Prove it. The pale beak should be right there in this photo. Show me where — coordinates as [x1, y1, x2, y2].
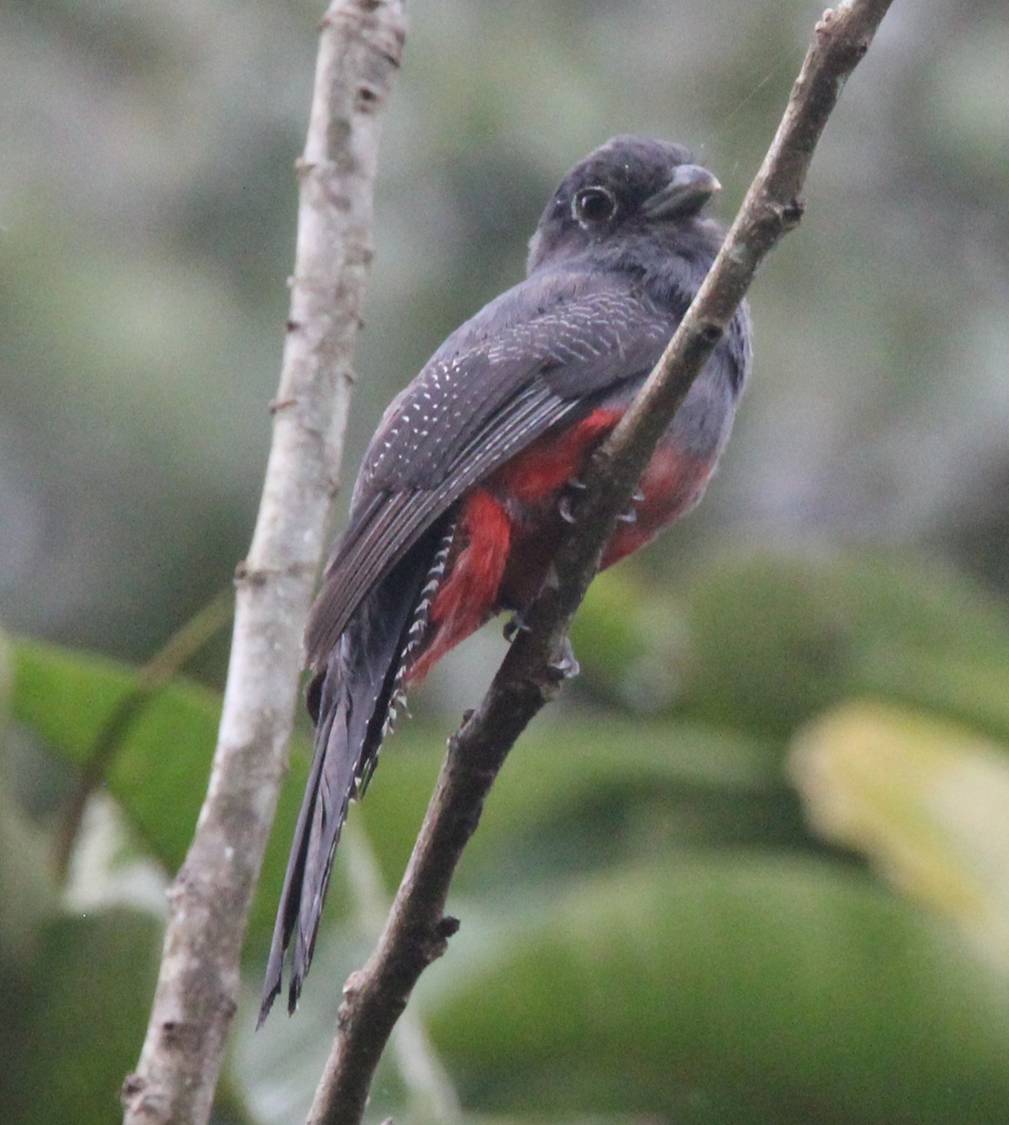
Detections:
[641, 164, 722, 219]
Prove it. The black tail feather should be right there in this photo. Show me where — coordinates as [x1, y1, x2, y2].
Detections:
[258, 529, 445, 1024]
[257, 697, 334, 1025]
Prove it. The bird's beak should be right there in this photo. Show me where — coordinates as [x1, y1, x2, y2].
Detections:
[642, 164, 722, 220]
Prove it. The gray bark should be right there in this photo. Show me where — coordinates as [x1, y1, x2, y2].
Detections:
[120, 3, 407, 1122]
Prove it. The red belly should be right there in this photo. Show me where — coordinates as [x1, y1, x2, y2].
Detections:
[405, 410, 713, 683]
[600, 442, 713, 568]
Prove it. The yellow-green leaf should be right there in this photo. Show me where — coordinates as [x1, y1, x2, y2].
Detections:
[791, 701, 1009, 963]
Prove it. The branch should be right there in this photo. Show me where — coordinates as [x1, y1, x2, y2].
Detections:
[120, 3, 406, 1123]
[307, 1, 895, 1121]
[341, 820, 463, 1123]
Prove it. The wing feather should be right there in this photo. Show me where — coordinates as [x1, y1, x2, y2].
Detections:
[305, 385, 579, 664]
[305, 274, 688, 668]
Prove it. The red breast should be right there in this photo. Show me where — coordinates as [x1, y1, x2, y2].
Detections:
[405, 408, 713, 683]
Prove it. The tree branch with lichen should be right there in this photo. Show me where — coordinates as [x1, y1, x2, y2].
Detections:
[305, 2, 896, 1123]
[120, 3, 406, 1123]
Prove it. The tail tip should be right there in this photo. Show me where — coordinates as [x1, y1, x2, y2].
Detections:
[287, 973, 304, 1016]
[257, 980, 280, 1029]
[257, 971, 304, 1027]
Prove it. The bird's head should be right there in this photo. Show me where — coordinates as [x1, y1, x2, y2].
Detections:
[527, 135, 722, 274]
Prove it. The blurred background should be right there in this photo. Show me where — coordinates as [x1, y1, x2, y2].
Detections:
[3, 0, 1009, 1122]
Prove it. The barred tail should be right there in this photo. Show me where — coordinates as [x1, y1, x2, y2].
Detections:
[258, 523, 453, 1024]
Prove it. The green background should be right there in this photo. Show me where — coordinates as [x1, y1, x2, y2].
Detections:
[3, 0, 1009, 1121]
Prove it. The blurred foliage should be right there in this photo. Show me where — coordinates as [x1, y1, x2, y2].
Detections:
[2, 908, 162, 1123]
[9, 551, 1009, 1122]
[792, 701, 1009, 964]
[679, 551, 1009, 742]
[9, 639, 346, 953]
[429, 857, 1009, 1125]
[4, 0, 1009, 1121]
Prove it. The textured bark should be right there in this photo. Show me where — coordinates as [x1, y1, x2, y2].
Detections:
[120, 3, 406, 1123]
[307, 2, 896, 1122]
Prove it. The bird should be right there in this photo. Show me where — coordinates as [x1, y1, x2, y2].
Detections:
[259, 134, 752, 1022]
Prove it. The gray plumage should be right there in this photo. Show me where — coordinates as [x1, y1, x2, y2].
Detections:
[259, 135, 752, 1023]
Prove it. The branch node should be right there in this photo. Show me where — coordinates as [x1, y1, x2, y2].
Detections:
[356, 84, 379, 110]
[121, 1074, 144, 1101]
[781, 197, 805, 227]
[436, 915, 460, 941]
[234, 560, 316, 585]
[422, 915, 460, 962]
[816, 8, 838, 35]
[343, 969, 366, 1000]
[232, 560, 261, 586]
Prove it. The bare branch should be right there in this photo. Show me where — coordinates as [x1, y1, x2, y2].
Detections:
[307, 1, 895, 1121]
[120, 3, 407, 1122]
[342, 820, 464, 1123]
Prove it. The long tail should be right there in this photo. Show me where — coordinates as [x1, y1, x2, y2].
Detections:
[258, 525, 453, 1024]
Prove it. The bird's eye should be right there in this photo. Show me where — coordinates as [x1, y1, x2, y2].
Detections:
[573, 186, 617, 225]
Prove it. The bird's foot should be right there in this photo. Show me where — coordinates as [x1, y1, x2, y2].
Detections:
[616, 487, 645, 524]
[547, 635, 581, 682]
[503, 612, 532, 643]
[558, 476, 588, 524]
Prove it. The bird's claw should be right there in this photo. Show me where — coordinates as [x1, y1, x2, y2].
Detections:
[547, 636, 581, 682]
[558, 477, 588, 524]
[616, 487, 645, 523]
[504, 612, 532, 642]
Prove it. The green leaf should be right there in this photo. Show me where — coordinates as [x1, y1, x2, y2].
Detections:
[426, 854, 1009, 1124]
[569, 567, 685, 711]
[680, 550, 1009, 741]
[791, 700, 1009, 965]
[0, 908, 161, 1125]
[8, 637, 343, 955]
[358, 716, 801, 898]
[0, 786, 58, 971]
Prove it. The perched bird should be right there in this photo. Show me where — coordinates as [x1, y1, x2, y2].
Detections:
[260, 135, 752, 1021]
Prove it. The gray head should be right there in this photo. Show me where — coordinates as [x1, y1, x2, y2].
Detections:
[527, 135, 722, 275]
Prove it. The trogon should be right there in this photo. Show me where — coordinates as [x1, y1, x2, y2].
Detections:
[260, 135, 752, 1021]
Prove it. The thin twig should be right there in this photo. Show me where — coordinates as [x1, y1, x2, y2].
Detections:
[53, 587, 234, 882]
[120, 3, 407, 1123]
[308, 2, 896, 1121]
